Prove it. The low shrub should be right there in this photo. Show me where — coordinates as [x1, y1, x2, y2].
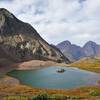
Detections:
[90, 90, 100, 97]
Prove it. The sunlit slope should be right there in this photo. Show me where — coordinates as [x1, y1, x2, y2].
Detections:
[71, 57, 100, 73]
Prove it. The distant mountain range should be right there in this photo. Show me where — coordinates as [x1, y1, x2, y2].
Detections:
[0, 8, 70, 67]
[57, 40, 100, 61]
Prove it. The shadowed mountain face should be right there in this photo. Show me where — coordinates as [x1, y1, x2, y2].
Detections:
[57, 40, 100, 61]
[0, 8, 70, 66]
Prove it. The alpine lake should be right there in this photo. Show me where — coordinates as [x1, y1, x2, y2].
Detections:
[7, 66, 100, 89]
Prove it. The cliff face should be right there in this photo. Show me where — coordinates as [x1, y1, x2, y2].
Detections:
[0, 8, 70, 65]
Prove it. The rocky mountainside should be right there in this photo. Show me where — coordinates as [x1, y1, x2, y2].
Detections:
[0, 8, 70, 66]
[57, 41, 85, 61]
[57, 40, 100, 61]
[83, 41, 100, 57]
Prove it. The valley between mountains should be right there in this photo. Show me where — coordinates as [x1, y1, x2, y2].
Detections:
[0, 8, 100, 100]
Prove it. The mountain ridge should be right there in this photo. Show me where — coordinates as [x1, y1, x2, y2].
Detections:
[57, 40, 100, 61]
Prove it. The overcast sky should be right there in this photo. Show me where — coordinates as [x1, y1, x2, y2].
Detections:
[0, 0, 100, 46]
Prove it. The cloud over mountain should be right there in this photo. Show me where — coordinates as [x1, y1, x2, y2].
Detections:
[0, 0, 100, 46]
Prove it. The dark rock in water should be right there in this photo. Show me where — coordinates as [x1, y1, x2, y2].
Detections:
[57, 68, 66, 73]
[0, 8, 70, 66]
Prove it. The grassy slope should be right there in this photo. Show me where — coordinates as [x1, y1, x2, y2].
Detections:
[0, 84, 100, 100]
[70, 57, 100, 73]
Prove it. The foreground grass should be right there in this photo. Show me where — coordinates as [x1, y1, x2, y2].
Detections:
[2, 94, 83, 100]
[0, 85, 100, 100]
[70, 57, 100, 73]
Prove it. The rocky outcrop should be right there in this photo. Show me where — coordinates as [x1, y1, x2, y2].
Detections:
[0, 8, 70, 66]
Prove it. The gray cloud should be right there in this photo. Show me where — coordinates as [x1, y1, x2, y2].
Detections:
[0, 0, 12, 1]
[0, 0, 100, 46]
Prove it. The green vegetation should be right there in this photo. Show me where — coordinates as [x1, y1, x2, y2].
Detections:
[2, 94, 84, 100]
[90, 90, 100, 97]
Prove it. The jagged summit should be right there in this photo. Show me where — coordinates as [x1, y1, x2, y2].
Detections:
[0, 8, 38, 36]
[0, 8, 10, 14]
[83, 41, 100, 57]
[0, 8, 9, 12]
[58, 40, 71, 46]
[0, 8, 70, 65]
[0, 8, 14, 19]
[83, 41, 97, 47]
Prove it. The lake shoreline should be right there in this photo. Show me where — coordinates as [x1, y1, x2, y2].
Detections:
[0, 59, 100, 74]
[0, 75, 20, 85]
[0, 60, 100, 89]
[0, 60, 70, 88]
[0, 60, 69, 73]
[16, 60, 70, 71]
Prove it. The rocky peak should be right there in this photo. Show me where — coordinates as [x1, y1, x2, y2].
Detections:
[0, 8, 14, 19]
[57, 40, 71, 46]
[0, 8, 40, 38]
[83, 41, 97, 48]
[57, 40, 71, 52]
[83, 41, 100, 57]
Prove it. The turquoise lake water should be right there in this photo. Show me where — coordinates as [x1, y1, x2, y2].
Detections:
[8, 66, 100, 89]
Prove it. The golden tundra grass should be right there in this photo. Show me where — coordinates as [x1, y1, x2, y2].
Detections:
[0, 84, 100, 100]
[70, 57, 100, 73]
